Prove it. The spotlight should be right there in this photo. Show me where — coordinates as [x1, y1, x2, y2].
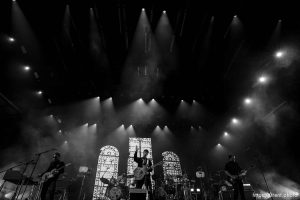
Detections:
[24, 66, 30, 71]
[8, 37, 15, 42]
[58, 130, 62, 133]
[142, 8, 145, 11]
[64, 141, 68, 144]
[196, 188, 200, 192]
[37, 91, 43, 95]
[224, 132, 228, 136]
[234, 15, 237, 18]
[163, 10, 166, 14]
[258, 75, 268, 84]
[231, 118, 239, 124]
[190, 188, 194, 192]
[244, 98, 252, 105]
[217, 143, 222, 147]
[275, 50, 284, 58]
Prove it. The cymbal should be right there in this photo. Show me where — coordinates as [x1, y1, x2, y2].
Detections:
[100, 178, 110, 184]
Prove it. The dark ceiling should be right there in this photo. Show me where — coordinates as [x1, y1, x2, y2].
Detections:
[1, 0, 300, 183]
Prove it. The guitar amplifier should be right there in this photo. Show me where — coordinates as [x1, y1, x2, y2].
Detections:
[129, 188, 147, 200]
[220, 189, 256, 200]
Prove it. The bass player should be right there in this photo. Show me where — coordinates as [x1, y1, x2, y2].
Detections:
[224, 155, 245, 200]
[134, 146, 153, 199]
[38, 152, 65, 200]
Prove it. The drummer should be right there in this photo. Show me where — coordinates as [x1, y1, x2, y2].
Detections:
[117, 173, 126, 185]
[182, 170, 189, 181]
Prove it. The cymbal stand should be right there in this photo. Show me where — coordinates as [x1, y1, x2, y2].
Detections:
[99, 167, 110, 199]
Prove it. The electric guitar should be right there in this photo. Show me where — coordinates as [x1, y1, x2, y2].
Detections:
[134, 161, 163, 181]
[228, 165, 255, 185]
[41, 163, 71, 182]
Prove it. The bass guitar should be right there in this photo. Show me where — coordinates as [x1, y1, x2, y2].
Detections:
[228, 165, 255, 185]
[134, 161, 163, 181]
[41, 163, 71, 182]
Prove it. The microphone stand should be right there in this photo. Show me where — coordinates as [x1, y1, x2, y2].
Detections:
[100, 167, 110, 199]
[251, 151, 274, 200]
[19, 148, 56, 200]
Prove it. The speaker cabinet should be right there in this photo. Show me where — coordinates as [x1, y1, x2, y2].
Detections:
[129, 188, 147, 200]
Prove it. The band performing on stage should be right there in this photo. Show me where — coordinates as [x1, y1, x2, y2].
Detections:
[0, 150, 253, 200]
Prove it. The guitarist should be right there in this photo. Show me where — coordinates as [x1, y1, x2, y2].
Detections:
[134, 146, 153, 199]
[224, 155, 245, 200]
[38, 152, 65, 200]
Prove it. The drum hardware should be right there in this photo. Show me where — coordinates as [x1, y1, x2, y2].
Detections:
[100, 177, 110, 185]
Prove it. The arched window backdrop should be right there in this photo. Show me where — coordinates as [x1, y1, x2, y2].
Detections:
[162, 151, 182, 182]
[93, 145, 119, 200]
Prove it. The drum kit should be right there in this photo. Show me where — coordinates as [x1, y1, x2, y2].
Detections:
[154, 174, 194, 200]
[100, 174, 131, 200]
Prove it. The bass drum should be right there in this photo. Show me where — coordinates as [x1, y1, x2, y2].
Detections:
[154, 187, 167, 200]
[105, 186, 123, 200]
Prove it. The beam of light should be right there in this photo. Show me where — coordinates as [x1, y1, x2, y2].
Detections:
[224, 14, 243, 38]
[12, 0, 41, 58]
[155, 10, 176, 54]
[268, 20, 282, 47]
[89, 7, 108, 66]
[126, 125, 136, 137]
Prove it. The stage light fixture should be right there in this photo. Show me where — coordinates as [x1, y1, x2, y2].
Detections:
[275, 50, 285, 58]
[231, 118, 239, 124]
[234, 15, 237, 18]
[224, 132, 228, 136]
[8, 37, 15, 42]
[142, 8, 145, 11]
[24, 66, 30, 71]
[244, 98, 252, 105]
[163, 10, 166, 14]
[37, 91, 43, 95]
[190, 188, 194, 192]
[258, 75, 268, 84]
[196, 188, 200, 192]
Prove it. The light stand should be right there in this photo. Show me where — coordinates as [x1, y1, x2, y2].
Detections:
[78, 167, 91, 200]
[253, 153, 274, 200]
